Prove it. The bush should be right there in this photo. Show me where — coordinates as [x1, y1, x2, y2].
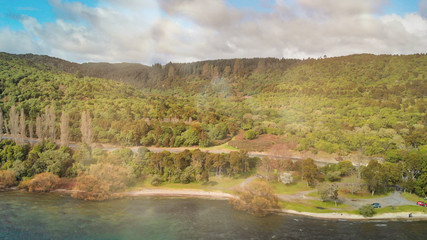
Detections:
[28, 173, 60, 192]
[72, 175, 111, 200]
[244, 130, 257, 140]
[0, 170, 17, 189]
[71, 163, 135, 200]
[359, 204, 375, 217]
[151, 175, 164, 186]
[230, 180, 279, 216]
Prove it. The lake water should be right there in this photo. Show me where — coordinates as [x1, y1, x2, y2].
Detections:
[0, 191, 426, 240]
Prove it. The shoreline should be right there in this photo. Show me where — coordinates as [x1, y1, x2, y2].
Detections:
[17, 188, 427, 221]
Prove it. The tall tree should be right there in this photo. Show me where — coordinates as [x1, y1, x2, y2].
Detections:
[45, 105, 56, 141]
[362, 160, 387, 195]
[18, 109, 26, 145]
[81, 110, 93, 145]
[301, 158, 318, 186]
[9, 105, 19, 142]
[36, 115, 43, 140]
[28, 121, 34, 139]
[0, 110, 3, 140]
[60, 111, 70, 146]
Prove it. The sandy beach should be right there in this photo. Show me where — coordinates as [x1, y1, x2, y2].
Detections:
[50, 188, 427, 221]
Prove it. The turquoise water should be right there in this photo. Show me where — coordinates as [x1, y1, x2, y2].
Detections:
[0, 191, 426, 239]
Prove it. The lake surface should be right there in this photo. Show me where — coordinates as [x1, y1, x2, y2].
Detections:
[0, 191, 426, 240]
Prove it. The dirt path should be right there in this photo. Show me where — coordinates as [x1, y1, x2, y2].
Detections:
[1, 135, 335, 165]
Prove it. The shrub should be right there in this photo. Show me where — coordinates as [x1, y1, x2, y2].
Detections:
[151, 175, 164, 186]
[359, 204, 375, 217]
[230, 180, 279, 216]
[244, 130, 257, 140]
[72, 175, 111, 200]
[28, 173, 60, 192]
[71, 163, 135, 200]
[0, 170, 17, 189]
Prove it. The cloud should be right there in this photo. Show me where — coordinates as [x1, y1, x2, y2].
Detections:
[0, 0, 426, 64]
[420, 0, 427, 18]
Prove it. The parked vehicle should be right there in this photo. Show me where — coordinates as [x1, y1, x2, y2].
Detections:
[371, 203, 381, 208]
[416, 201, 426, 207]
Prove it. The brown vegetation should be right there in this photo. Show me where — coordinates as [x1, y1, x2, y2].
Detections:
[0, 170, 17, 189]
[71, 163, 134, 200]
[230, 180, 279, 216]
[229, 133, 284, 152]
[27, 172, 60, 192]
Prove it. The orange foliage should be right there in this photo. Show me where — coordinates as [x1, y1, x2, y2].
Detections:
[0, 170, 17, 189]
[27, 172, 60, 192]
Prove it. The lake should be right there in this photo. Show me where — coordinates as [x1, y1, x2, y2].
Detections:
[0, 191, 426, 239]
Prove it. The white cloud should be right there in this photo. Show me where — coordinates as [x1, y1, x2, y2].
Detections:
[0, 0, 426, 64]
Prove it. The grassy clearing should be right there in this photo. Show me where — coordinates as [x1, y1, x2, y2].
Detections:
[374, 205, 427, 214]
[131, 175, 245, 192]
[339, 191, 390, 199]
[279, 200, 355, 214]
[401, 192, 425, 202]
[270, 181, 313, 195]
[202, 142, 239, 151]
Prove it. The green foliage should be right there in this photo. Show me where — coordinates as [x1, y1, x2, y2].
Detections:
[301, 158, 318, 186]
[244, 130, 257, 140]
[359, 204, 375, 217]
[361, 160, 387, 195]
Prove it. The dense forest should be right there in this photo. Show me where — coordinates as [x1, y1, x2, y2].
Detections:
[1, 52, 425, 157]
[0, 52, 426, 198]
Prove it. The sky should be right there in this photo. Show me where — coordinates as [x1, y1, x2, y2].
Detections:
[0, 0, 426, 64]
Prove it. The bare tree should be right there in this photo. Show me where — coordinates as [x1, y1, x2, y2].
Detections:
[81, 110, 93, 145]
[4, 119, 9, 135]
[36, 115, 42, 140]
[45, 105, 56, 141]
[60, 111, 70, 146]
[17, 109, 26, 145]
[0, 110, 3, 140]
[9, 105, 19, 142]
[29, 121, 34, 139]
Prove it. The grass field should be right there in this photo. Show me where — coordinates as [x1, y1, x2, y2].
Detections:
[279, 200, 355, 213]
[401, 192, 426, 202]
[339, 191, 391, 199]
[374, 205, 427, 214]
[269, 181, 313, 195]
[131, 175, 245, 192]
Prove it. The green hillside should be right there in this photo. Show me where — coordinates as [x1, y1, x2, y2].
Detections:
[0, 52, 426, 159]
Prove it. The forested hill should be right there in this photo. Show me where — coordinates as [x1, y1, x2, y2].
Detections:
[2, 52, 426, 98]
[0, 52, 426, 159]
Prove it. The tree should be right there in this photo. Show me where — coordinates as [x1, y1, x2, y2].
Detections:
[230, 180, 279, 216]
[0, 110, 3, 139]
[345, 181, 363, 195]
[60, 111, 70, 146]
[319, 183, 339, 206]
[301, 158, 318, 186]
[9, 105, 19, 142]
[359, 204, 375, 217]
[28, 121, 34, 140]
[36, 115, 43, 140]
[17, 109, 26, 145]
[361, 160, 386, 195]
[81, 110, 93, 145]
